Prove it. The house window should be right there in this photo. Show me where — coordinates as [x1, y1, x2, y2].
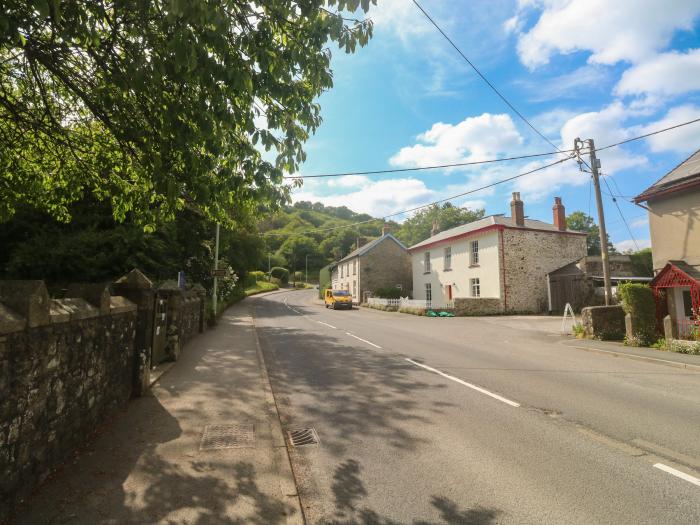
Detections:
[353, 260, 356, 275]
[425, 283, 432, 302]
[470, 240, 479, 265]
[353, 280, 356, 296]
[683, 290, 693, 317]
[424, 251, 431, 273]
[471, 278, 481, 298]
[340, 265, 344, 278]
[444, 246, 452, 270]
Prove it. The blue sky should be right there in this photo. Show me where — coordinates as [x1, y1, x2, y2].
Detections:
[290, 0, 700, 251]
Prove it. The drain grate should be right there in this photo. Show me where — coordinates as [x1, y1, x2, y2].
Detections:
[200, 424, 255, 451]
[287, 428, 320, 447]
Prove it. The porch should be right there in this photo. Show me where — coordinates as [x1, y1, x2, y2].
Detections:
[651, 261, 700, 340]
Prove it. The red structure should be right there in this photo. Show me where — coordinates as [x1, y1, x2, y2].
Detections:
[651, 261, 700, 330]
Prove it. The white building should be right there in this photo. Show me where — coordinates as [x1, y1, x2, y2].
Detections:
[409, 193, 587, 314]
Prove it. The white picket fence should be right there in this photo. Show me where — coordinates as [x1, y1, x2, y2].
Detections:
[367, 297, 454, 310]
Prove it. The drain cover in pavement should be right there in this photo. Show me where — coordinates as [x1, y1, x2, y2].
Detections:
[200, 424, 255, 450]
[287, 428, 320, 447]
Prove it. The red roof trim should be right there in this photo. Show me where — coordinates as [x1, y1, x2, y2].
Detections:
[407, 223, 585, 253]
[634, 177, 700, 203]
[651, 262, 700, 288]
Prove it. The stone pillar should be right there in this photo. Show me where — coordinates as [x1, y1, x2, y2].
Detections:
[113, 270, 155, 397]
[625, 313, 633, 342]
[663, 314, 676, 341]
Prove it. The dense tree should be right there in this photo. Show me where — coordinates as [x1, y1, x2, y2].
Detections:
[566, 211, 618, 256]
[394, 203, 485, 247]
[1, 1, 374, 226]
[627, 247, 653, 277]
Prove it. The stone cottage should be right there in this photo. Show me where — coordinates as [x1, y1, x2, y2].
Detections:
[409, 193, 587, 314]
[330, 226, 412, 303]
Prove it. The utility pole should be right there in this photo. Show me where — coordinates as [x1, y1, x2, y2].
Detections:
[268, 254, 271, 274]
[212, 223, 220, 315]
[305, 254, 309, 284]
[575, 138, 613, 305]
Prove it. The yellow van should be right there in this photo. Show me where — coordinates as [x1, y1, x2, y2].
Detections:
[324, 289, 353, 310]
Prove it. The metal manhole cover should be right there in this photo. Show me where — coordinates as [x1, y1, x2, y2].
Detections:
[287, 428, 320, 447]
[200, 424, 255, 450]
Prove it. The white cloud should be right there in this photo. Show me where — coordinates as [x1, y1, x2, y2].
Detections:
[515, 65, 610, 102]
[615, 238, 651, 253]
[293, 177, 435, 218]
[459, 199, 487, 211]
[390, 113, 524, 168]
[630, 216, 649, 229]
[639, 104, 700, 153]
[515, 0, 700, 68]
[616, 49, 700, 97]
[326, 175, 372, 188]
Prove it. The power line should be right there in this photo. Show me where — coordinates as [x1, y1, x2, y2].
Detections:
[596, 117, 700, 152]
[264, 154, 576, 236]
[282, 149, 577, 179]
[601, 175, 639, 252]
[411, 0, 561, 153]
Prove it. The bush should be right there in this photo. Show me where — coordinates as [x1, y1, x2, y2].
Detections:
[572, 323, 585, 338]
[373, 287, 402, 299]
[249, 270, 266, 282]
[667, 339, 700, 355]
[293, 271, 304, 282]
[618, 282, 657, 346]
[270, 266, 289, 284]
[399, 306, 426, 316]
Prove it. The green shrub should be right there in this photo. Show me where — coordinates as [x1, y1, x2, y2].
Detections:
[618, 282, 657, 346]
[293, 271, 304, 282]
[270, 266, 289, 284]
[249, 270, 266, 282]
[572, 323, 585, 338]
[373, 287, 402, 299]
[398, 306, 426, 316]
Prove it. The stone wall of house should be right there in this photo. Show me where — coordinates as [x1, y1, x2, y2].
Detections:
[361, 237, 413, 299]
[503, 229, 587, 313]
[0, 281, 137, 521]
[454, 298, 504, 316]
[581, 305, 626, 340]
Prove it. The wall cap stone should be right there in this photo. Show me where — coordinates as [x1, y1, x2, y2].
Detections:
[0, 303, 27, 334]
[66, 283, 111, 314]
[0, 280, 50, 327]
[53, 298, 100, 321]
[114, 268, 153, 289]
[109, 295, 137, 314]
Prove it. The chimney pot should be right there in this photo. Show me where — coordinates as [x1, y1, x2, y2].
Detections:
[382, 224, 390, 236]
[553, 197, 566, 231]
[510, 192, 525, 227]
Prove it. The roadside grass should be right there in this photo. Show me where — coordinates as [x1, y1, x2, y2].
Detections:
[245, 281, 280, 296]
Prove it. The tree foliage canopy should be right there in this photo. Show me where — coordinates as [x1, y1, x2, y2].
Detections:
[394, 203, 485, 247]
[0, 1, 374, 225]
[566, 211, 618, 256]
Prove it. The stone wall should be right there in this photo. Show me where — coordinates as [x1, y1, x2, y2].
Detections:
[0, 281, 137, 520]
[0, 271, 205, 521]
[454, 298, 504, 316]
[361, 237, 413, 299]
[503, 229, 587, 313]
[581, 305, 626, 340]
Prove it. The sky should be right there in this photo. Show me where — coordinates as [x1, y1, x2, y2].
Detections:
[289, 0, 700, 252]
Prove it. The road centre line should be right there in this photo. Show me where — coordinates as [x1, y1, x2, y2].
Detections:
[346, 332, 382, 349]
[316, 321, 337, 329]
[653, 463, 700, 487]
[405, 358, 521, 407]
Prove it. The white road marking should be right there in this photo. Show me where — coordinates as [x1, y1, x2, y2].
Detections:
[405, 358, 520, 408]
[653, 463, 700, 487]
[345, 332, 382, 349]
[317, 321, 337, 329]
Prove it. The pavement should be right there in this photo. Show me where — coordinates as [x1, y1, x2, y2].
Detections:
[12, 298, 303, 525]
[254, 289, 700, 525]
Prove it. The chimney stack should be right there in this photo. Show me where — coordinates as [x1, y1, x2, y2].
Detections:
[510, 192, 525, 227]
[356, 236, 368, 249]
[431, 219, 439, 237]
[382, 224, 390, 236]
[553, 197, 566, 231]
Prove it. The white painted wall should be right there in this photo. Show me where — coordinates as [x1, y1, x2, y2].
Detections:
[412, 231, 502, 303]
[335, 257, 359, 301]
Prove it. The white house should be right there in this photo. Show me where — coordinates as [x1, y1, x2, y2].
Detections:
[409, 193, 587, 314]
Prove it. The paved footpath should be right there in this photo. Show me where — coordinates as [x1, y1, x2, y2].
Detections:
[13, 299, 303, 525]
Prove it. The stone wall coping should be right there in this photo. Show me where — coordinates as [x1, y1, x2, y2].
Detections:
[0, 280, 50, 327]
[53, 298, 100, 321]
[66, 282, 111, 314]
[49, 299, 72, 324]
[0, 303, 27, 334]
[109, 295, 137, 314]
[114, 268, 153, 289]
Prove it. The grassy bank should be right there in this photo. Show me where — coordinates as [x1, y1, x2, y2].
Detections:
[245, 281, 280, 296]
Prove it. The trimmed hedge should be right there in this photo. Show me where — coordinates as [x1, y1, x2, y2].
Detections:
[618, 282, 657, 346]
[249, 270, 266, 281]
[373, 287, 402, 299]
[270, 266, 289, 284]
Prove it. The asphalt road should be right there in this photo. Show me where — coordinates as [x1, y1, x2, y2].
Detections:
[252, 289, 700, 525]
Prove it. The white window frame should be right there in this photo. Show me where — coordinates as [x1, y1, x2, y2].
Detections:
[425, 282, 432, 302]
[444, 246, 452, 270]
[353, 259, 356, 275]
[424, 251, 431, 273]
[471, 278, 481, 298]
[470, 240, 479, 266]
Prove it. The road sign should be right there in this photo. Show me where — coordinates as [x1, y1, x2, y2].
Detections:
[212, 268, 228, 278]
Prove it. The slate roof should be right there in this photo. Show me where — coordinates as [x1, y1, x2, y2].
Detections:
[669, 260, 700, 282]
[635, 148, 700, 203]
[408, 214, 585, 251]
[337, 233, 408, 263]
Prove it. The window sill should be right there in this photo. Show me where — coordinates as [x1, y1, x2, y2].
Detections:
[423, 271, 431, 275]
[443, 268, 452, 272]
[469, 264, 480, 268]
